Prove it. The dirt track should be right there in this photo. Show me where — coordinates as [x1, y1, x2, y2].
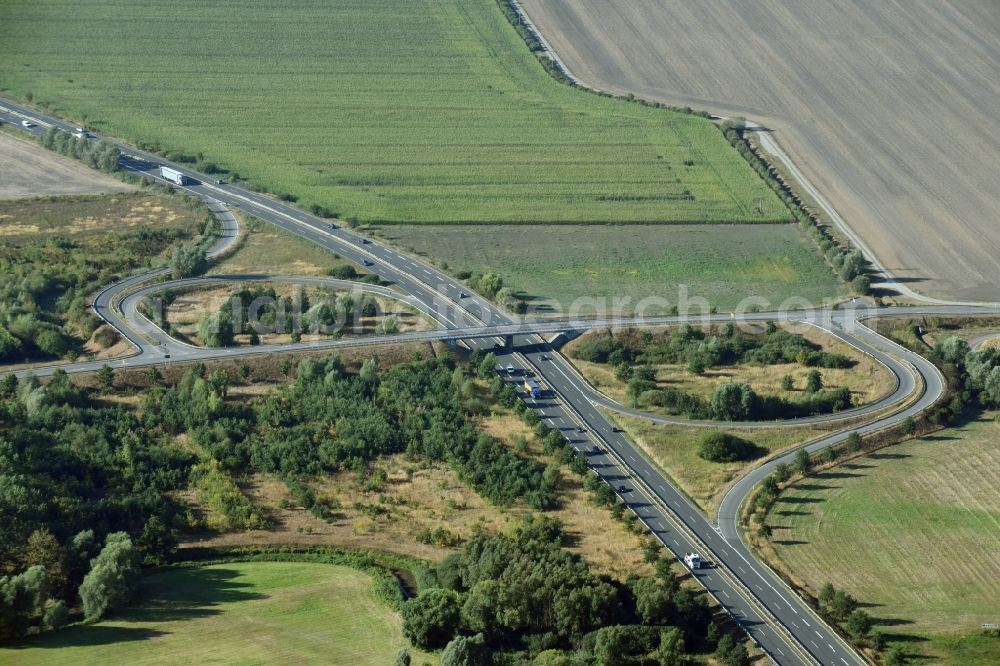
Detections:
[0, 130, 132, 199]
[520, 0, 1000, 301]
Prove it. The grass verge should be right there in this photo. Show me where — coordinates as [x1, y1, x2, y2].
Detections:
[612, 414, 827, 513]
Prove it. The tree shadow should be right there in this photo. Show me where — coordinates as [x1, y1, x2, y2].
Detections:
[872, 616, 916, 628]
[774, 509, 811, 517]
[814, 471, 865, 479]
[773, 539, 809, 546]
[121, 568, 267, 623]
[777, 496, 825, 505]
[840, 462, 872, 470]
[793, 484, 836, 492]
[561, 530, 583, 548]
[867, 452, 910, 460]
[9, 626, 168, 650]
[881, 631, 930, 645]
[15, 567, 267, 649]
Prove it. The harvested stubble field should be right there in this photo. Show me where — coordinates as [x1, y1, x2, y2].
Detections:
[520, 0, 1000, 301]
[0, 0, 787, 226]
[0, 131, 133, 200]
[766, 413, 1000, 664]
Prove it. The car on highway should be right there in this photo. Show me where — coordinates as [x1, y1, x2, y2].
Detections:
[21, 119, 34, 128]
[617, 485, 631, 494]
[361, 259, 374, 267]
[576, 426, 586, 433]
[540, 354, 549, 361]
[506, 364, 515, 375]
[360, 238, 371, 244]
[459, 291, 467, 298]
[328, 223, 337, 230]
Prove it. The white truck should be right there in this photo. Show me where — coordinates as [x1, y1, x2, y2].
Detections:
[683, 552, 703, 570]
[160, 166, 189, 186]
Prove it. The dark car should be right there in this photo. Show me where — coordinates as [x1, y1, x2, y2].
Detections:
[361, 259, 374, 267]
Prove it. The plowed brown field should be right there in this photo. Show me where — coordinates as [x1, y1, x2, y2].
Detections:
[520, 0, 1000, 301]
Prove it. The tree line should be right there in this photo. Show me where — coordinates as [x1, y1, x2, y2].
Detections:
[190, 285, 393, 348]
[39, 127, 120, 173]
[574, 324, 853, 372]
[720, 124, 872, 296]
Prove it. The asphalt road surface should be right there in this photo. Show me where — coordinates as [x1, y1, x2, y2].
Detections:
[4, 99, 998, 665]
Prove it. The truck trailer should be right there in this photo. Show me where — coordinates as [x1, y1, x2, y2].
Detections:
[523, 379, 543, 399]
[160, 166, 189, 186]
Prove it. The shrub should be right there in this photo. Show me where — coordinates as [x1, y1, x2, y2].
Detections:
[697, 432, 761, 463]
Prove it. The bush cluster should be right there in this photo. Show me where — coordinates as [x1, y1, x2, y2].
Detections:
[697, 432, 762, 463]
[39, 127, 120, 173]
[401, 516, 716, 663]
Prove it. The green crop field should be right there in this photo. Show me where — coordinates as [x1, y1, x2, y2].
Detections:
[767, 414, 1000, 664]
[4, 562, 434, 665]
[383, 224, 842, 313]
[0, 0, 788, 226]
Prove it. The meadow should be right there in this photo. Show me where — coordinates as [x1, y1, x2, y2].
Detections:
[0, 0, 788, 226]
[382, 224, 842, 313]
[766, 414, 1000, 663]
[612, 415, 826, 512]
[4, 562, 434, 665]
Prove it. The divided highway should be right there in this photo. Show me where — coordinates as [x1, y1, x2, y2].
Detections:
[4, 100, 998, 665]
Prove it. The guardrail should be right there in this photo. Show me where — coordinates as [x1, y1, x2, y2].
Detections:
[515, 347, 822, 666]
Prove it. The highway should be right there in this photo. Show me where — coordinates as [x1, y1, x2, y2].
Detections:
[3, 99, 997, 665]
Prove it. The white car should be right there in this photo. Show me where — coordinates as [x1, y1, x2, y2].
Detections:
[21, 119, 35, 128]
